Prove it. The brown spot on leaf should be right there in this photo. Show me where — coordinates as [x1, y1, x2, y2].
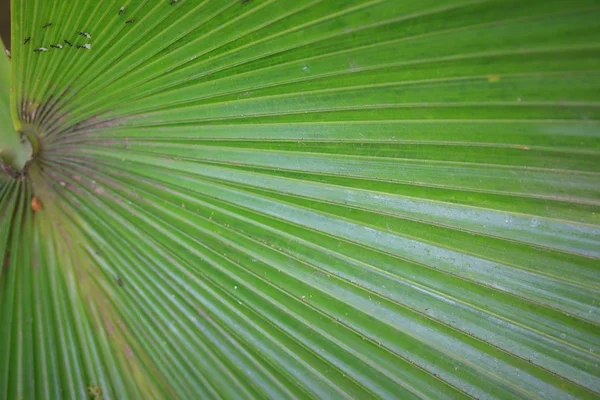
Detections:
[31, 196, 42, 211]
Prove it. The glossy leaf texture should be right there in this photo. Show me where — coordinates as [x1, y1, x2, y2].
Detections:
[1, 0, 600, 398]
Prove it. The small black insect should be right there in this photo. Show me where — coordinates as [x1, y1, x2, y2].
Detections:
[43, 23, 52, 28]
[170, 0, 178, 4]
[23, 37, 31, 45]
[125, 19, 135, 24]
[116, 275, 124, 287]
[78, 31, 91, 39]
[64, 39, 73, 47]
[76, 44, 91, 49]
[50, 44, 63, 49]
[34, 47, 48, 53]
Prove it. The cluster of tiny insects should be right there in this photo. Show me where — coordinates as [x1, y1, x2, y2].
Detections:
[27, 24, 93, 53]
[21, 0, 255, 53]
[23, 3, 159, 53]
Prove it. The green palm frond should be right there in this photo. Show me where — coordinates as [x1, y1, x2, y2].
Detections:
[1, 0, 599, 398]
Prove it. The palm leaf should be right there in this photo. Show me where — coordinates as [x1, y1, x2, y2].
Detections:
[1, 0, 599, 398]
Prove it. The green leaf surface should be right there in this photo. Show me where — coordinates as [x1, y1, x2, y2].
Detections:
[1, 0, 600, 399]
[0, 39, 23, 170]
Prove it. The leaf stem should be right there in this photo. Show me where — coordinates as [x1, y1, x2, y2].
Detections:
[0, 33, 30, 173]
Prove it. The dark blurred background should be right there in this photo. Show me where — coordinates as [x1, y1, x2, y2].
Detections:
[1, 0, 10, 50]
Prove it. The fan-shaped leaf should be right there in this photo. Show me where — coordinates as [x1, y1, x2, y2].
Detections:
[1, 0, 599, 399]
